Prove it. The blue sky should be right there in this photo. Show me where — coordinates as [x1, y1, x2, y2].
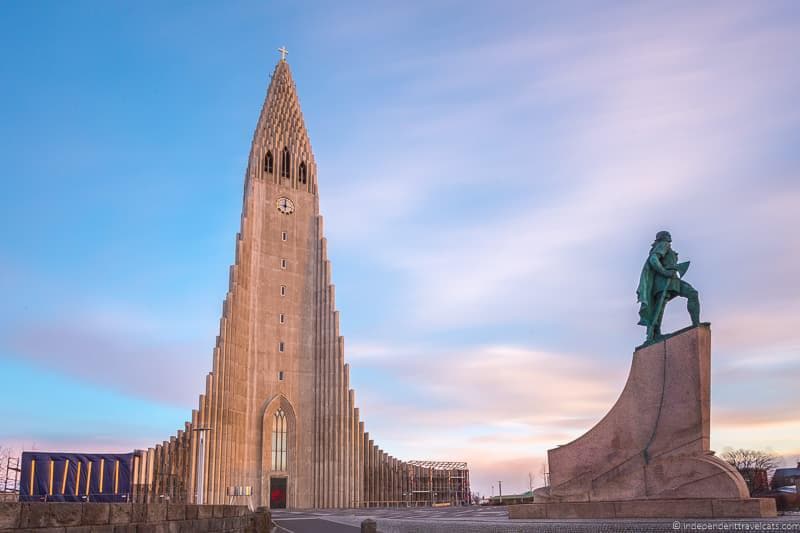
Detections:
[2, 1, 799, 496]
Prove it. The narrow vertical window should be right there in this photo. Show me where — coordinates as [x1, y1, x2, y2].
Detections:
[280, 285, 286, 296]
[279, 371, 285, 381]
[264, 151, 273, 173]
[281, 231, 288, 241]
[298, 162, 307, 184]
[281, 147, 291, 178]
[272, 409, 287, 470]
[279, 313, 285, 324]
[281, 258, 287, 269]
[279, 341, 284, 352]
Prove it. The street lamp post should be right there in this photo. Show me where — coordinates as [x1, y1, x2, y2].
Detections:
[192, 427, 212, 505]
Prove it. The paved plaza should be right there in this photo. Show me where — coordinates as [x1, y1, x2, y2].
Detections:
[272, 507, 800, 532]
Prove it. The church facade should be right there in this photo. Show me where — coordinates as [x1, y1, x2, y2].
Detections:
[127, 58, 470, 509]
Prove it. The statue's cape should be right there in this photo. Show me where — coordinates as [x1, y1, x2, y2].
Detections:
[636, 241, 670, 326]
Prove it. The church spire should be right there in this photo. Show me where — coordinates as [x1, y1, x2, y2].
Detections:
[249, 53, 316, 194]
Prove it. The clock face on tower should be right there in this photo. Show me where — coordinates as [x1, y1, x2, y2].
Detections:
[276, 197, 295, 214]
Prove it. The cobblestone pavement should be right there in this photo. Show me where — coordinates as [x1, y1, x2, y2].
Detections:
[272, 507, 800, 533]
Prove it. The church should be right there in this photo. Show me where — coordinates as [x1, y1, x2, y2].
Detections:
[123, 55, 470, 509]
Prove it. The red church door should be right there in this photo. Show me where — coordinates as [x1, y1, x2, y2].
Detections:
[270, 477, 287, 509]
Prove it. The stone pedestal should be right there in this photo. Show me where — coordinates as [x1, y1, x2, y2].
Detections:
[511, 324, 776, 519]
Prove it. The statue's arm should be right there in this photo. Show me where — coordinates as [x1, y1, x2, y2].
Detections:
[648, 253, 673, 276]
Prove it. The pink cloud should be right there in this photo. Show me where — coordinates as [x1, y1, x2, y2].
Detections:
[6, 315, 207, 408]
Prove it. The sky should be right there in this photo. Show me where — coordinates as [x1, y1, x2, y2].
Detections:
[1, 1, 799, 497]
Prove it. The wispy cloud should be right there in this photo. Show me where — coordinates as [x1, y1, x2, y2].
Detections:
[4, 309, 208, 407]
[2, 0, 799, 498]
[321, 2, 800, 494]
[336, 6, 800, 334]
[350, 342, 622, 493]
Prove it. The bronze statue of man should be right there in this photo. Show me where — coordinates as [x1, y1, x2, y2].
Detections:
[637, 231, 700, 341]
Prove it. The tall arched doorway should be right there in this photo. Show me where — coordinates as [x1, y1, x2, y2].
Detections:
[261, 395, 296, 509]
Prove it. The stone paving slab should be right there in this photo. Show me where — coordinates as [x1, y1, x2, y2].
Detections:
[366, 518, 800, 533]
[273, 517, 360, 532]
[273, 508, 800, 533]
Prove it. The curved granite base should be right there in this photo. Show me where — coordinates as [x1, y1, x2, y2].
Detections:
[515, 324, 776, 518]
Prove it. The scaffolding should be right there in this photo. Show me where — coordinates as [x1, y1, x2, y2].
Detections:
[407, 461, 470, 507]
[359, 460, 470, 508]
[1, 456, 21, 501]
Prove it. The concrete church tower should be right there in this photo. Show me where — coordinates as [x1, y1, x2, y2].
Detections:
[130, 56, 470, 509]
[189, 54, 351, 509]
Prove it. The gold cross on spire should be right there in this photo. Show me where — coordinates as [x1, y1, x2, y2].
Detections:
[278, 46, 288, 62]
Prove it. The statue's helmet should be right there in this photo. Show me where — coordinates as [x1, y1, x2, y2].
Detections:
[655, 230, 672, 242]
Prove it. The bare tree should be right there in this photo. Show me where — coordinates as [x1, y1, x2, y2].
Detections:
[722, 448, 781, 494]
[722, 448, 781, 471]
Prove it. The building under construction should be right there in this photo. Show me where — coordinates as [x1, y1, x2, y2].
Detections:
[401, 461, 471, 507]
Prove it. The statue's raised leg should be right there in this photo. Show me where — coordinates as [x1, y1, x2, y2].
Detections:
[679, 280, 700, 326]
